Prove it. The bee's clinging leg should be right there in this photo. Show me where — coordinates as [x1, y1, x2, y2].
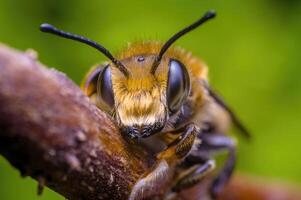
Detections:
[197, 134, 237, 199]
[172, 159, 215, 192]
[157, 124, 199, 161]
[129, 124, 199, 200]
[129, 159, 173, 200]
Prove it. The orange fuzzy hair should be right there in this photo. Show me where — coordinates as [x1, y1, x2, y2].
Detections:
[117, 41, 208, 81]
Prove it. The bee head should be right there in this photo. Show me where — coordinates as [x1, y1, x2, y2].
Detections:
[97, 55, 190, 138]
[40, 10, 216, 139]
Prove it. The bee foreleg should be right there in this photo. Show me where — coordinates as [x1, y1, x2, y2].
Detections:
[129, 159, 173, 200]
[129, 125, 200, 200]
[157, 124, 199, 161]
[197, 134, 237, 199]
[171, 159, 215, 192]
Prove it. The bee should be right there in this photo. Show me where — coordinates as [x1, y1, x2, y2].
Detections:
[40, 10, 250, 200]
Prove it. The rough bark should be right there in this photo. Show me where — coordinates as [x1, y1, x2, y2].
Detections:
[0, 44, 152, 200]
[0, 44, 300, 200]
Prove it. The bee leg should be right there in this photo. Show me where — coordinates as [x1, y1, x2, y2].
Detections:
[171, 159, 215, 192]
[197, 134, 237, 199]
[129, 125, 199, 200]
[157, 124, 199, 161]
[129, 159, 173, 200]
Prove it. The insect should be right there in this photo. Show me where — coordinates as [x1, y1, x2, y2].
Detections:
[40, 10, 250, 200]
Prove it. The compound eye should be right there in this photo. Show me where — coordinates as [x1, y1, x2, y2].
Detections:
[167, 59, 190, 113]
[97, 65, 115, 108]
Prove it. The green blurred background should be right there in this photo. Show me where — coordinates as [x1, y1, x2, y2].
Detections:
[0, 0, 301, 199]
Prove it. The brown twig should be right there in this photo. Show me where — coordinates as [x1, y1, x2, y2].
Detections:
[0, 44, 152, 200]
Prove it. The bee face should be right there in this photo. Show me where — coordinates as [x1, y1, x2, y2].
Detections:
[40, 11, 214, 139]
[97, 55, 190, 138]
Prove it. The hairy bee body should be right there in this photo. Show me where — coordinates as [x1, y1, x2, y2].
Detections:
[81, 41, 235, 199]
[41, 10, 249, 200]
[82, 41, 230, 138]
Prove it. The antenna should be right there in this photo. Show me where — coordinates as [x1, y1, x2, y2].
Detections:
[40, 23, 129, 77]
[151, 10, 216, 74]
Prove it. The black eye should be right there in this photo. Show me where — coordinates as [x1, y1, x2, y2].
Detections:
[167, 59, 190, 113]
[97, 65, 114, 108]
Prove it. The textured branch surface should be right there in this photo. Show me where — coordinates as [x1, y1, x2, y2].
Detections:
[0, 44, 152, 200]
[0, 44, 300, 200]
